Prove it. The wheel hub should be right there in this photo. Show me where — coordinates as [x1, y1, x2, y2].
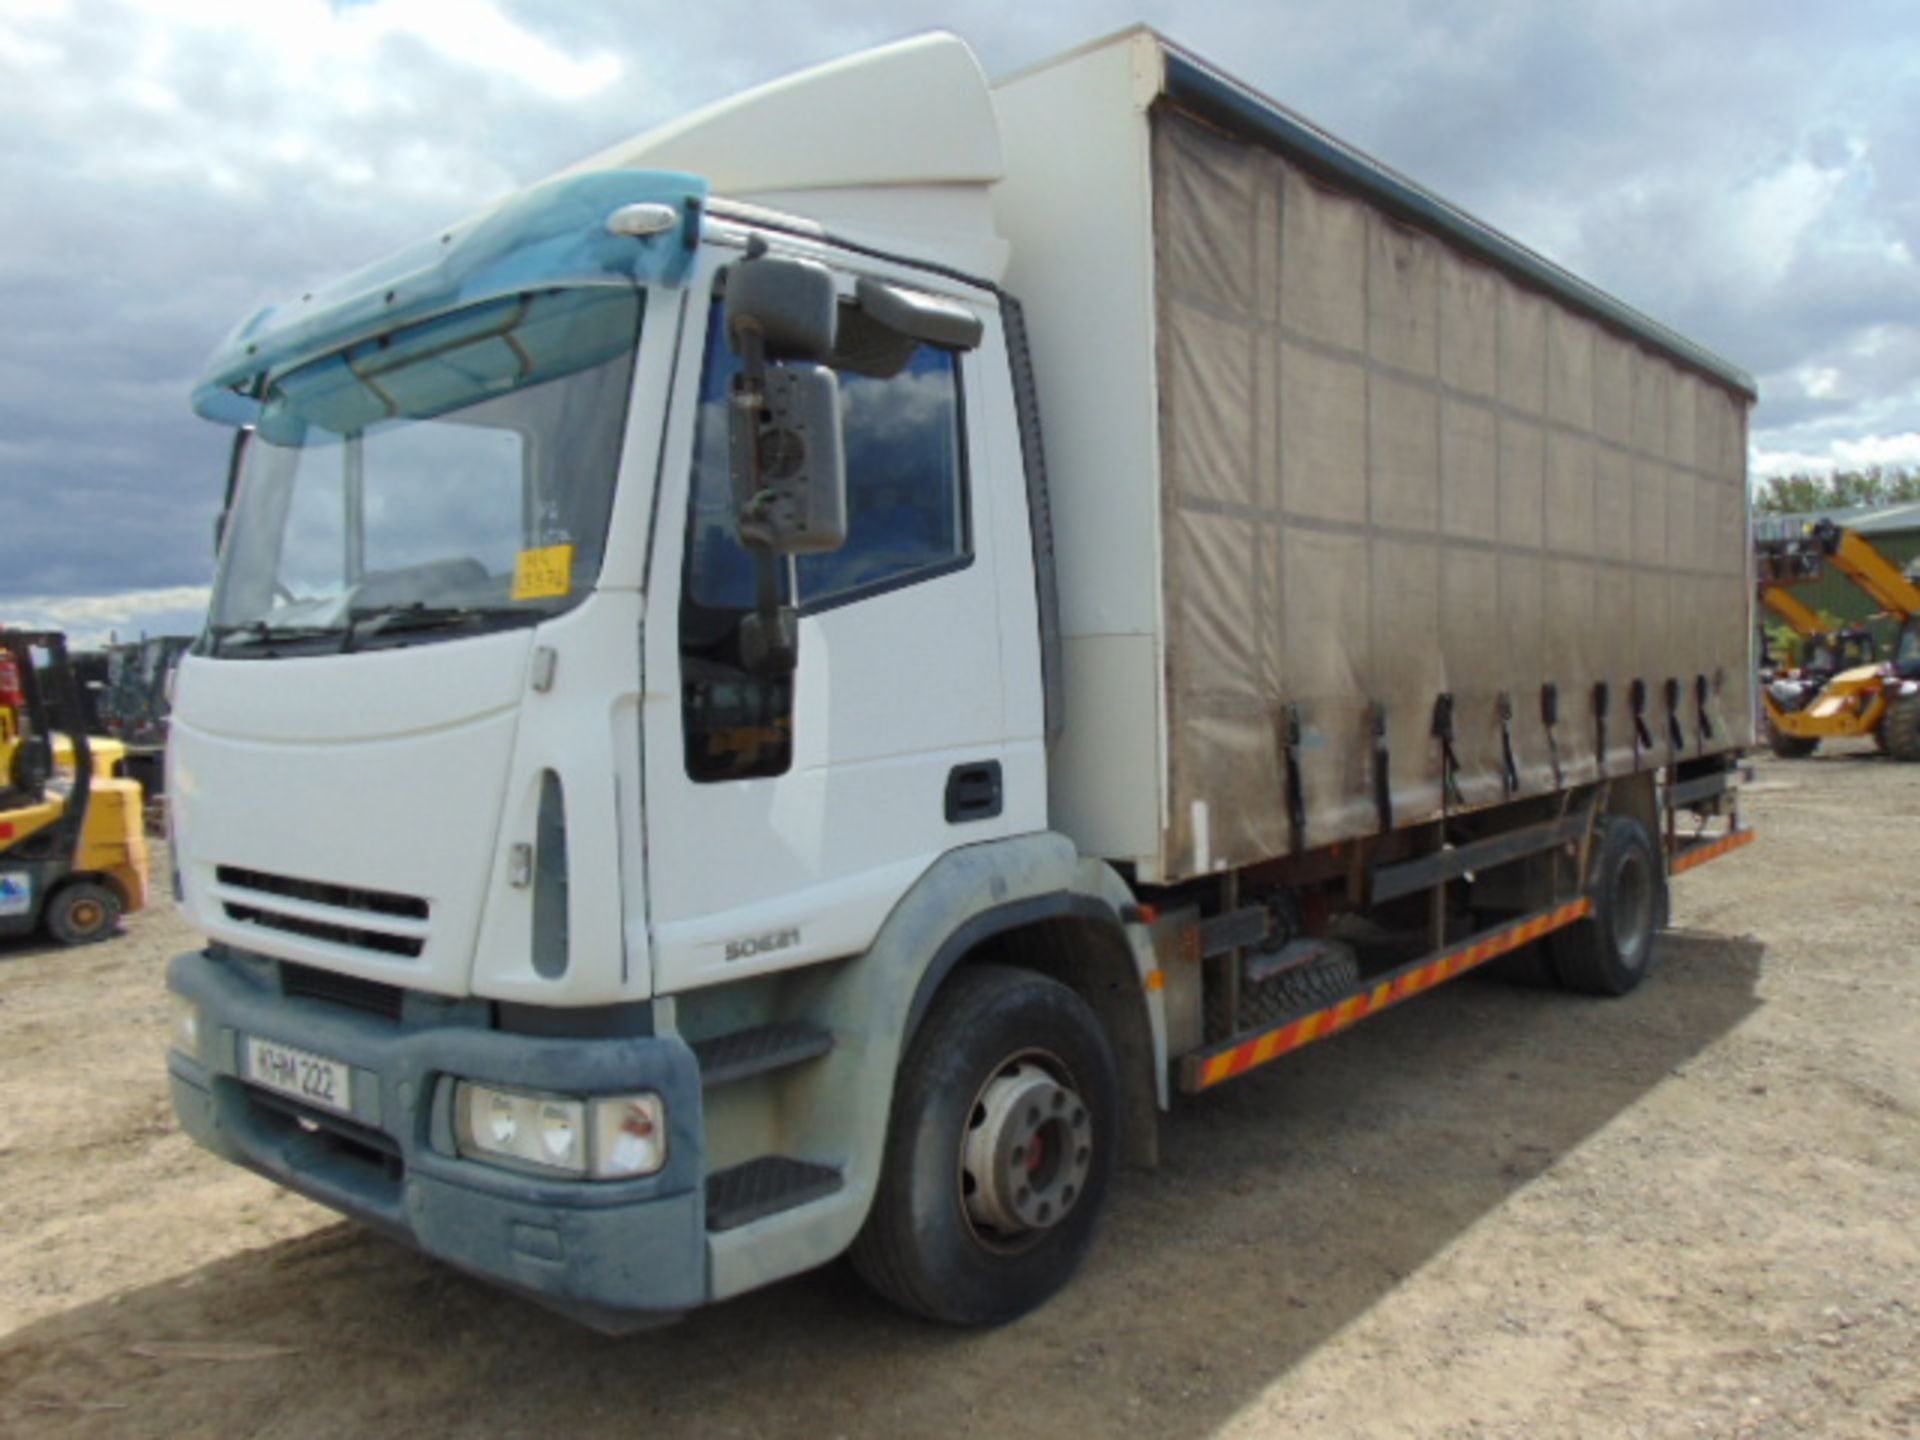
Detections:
[962, 1060, 1093, 1237]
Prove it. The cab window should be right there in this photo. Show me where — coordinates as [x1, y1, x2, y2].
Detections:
[679, 294, 972, 781]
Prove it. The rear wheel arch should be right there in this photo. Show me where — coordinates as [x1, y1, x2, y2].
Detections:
[1602, 770, 1660, 846]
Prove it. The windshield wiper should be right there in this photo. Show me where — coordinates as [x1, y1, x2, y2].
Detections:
[342, 603, 523, 651]
[208, 620, 341, 656]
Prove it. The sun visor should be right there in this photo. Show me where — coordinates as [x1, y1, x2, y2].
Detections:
[193, 170, 706, 427]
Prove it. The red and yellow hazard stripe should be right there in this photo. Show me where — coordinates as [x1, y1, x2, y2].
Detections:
[1180, 898, 1593, 1093]
[1669, 826, 1755, 875]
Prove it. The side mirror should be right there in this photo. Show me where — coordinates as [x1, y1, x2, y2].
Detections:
[728, 364, 846, 554]
[720, 247, 851, 677]
[724, 252, 847, 555]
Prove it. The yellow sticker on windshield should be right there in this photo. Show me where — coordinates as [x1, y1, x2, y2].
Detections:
[512, 544, 575, 601]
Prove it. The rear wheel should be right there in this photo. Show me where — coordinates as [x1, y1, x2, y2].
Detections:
[851, 965, 1118, 1326]
[45, 880, 121, 946]
[1882, 693, 1920, 761]
[1549, 817, 1663, 996]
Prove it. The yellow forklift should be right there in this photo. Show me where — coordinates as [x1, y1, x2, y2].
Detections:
[1, 630, 149, 944]
[1756, 521, 1920, 760]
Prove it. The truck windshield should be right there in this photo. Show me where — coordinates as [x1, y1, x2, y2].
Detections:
[208, 286, 642, 655]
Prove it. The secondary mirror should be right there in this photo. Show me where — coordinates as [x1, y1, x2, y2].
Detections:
[856, 277, 983, 351]
[832, 279, 984, 380]
[726, 253, 837, 363]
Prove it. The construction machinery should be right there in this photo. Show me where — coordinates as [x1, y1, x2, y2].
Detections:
[1, 630, 150, 944]
[1756, 520, 1920, 759]
[97, 634, 192, 801]
[1758, 585, 1877, 692]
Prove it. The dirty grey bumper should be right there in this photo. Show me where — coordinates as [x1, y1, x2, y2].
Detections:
[166, 949, 707, 1329]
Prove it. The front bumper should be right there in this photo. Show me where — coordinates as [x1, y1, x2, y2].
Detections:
[167, 948, 707, 1329]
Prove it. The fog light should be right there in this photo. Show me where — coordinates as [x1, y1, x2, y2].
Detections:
[168, 993, 201, 1059]
[589, 1094, 668, 1179]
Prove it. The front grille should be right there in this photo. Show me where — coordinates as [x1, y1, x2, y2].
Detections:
[228, 904, 421, 957]
[213, 865, 429, 961]
[217, 866, 427, 920]
[281, 961, 406, 1022]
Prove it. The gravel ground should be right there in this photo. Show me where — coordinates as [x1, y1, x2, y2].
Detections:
[1, 748, 1915, 1438]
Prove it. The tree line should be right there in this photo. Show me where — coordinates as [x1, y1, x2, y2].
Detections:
[1756, 465, 1920, 515]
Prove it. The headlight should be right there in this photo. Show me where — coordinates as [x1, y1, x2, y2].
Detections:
[454, 1082, 666, 1180]
[168, 992, 202, 1059]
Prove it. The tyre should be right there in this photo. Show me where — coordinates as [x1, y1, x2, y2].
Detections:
[7, 735, 51, 793]
[1259, 948, 1367, 1013]
[1549, 817, 1663, 996]
[1881, 693, 1920, 761]
[1766, 722, 1819, 759]
[45, 880, 121, 945]
[1242, 943, 1361, 1018]
[851, 965, 1119, 1326]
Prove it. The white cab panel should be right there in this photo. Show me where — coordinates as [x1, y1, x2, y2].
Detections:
[649, 553, 1010, 993]
[564, 34, 1002, 200]
[992, 34, 1164, 642]
[469, 591, 649, 1005]
[171, 632, 532, 996]
[992, 33, 1171, 875]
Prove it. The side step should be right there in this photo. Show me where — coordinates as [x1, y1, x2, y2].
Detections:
[706, 1157, 843, 1233]
[692, 1021, 834, 1088]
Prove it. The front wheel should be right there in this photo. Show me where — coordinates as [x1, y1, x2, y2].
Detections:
[851, 965, 1119, 1326]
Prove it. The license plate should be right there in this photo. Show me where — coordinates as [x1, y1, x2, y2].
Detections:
[244, 1036, 353, 1116]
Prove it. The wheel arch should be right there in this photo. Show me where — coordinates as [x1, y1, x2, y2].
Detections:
[1599, 769, 1660, 848]
[58, 868, 128, 909]
[905, 899, 1162, 1169]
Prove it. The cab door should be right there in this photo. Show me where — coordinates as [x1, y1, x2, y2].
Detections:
[641, 253, 1033, 995]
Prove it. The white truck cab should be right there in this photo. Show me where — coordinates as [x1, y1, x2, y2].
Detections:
[169, 36, 1116, 1328]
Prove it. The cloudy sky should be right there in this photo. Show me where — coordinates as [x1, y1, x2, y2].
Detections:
[2, 0, 1917, 642]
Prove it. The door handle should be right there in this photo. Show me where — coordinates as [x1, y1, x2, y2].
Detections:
[944, 761, 1003, 823]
